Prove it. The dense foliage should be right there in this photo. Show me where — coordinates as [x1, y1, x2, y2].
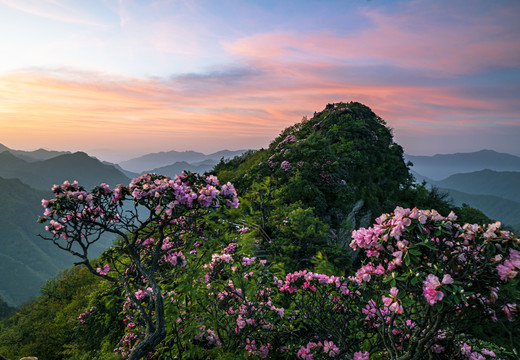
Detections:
[0, 102, 518, 359]
[0, 298, 14, 321]
[213, 102, 414, 272]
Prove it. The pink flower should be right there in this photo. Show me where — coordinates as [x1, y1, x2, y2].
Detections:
[353, 351, 370, 360]
[460, 342, 472, 355]
[481, 348, 496, 357]
[323, 340, 339, 356]
[236, 315, 246, 329]
[134, 289, 150, 300]
[497, 248, 520, 281]
[423, 274, 444, 305]
[96, 264, 110, 276]
[441, 274, 454, 285]
[502, 303, 517, 321]
[382, 287, 403, 314]
[469, 352, 485, 360]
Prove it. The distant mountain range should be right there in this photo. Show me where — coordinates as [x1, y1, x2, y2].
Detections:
[0, 143, 70, 162]
[118, 149, 247, 173]
[145, 159, 220, 178]
[405, 149, 520, 180]
[439, 187, 520, 228]
[406, 151, 520, 231]
[0, 150, 130, 191]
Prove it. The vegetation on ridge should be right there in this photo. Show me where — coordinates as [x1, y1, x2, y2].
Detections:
[0, 102, 518, 359]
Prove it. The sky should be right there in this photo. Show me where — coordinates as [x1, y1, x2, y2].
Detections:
[0, 0, 519, 163]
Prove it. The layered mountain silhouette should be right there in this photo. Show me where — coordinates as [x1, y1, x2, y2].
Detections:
[144, 159, 219, 178]
[439, 188, 520, 228]
[408, 152, 520, 231]
[405, 149, 520, 180]
[0, 150, 130, 191]
[435, 170, 520, 203]
[0, 149, 131, 305]
[119, 149, 247, 173]
[0, 143, 70, 162]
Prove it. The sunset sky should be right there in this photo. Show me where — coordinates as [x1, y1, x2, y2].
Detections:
[0, 0, 519, 162]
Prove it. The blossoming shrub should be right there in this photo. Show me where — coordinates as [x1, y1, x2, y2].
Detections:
[173, 207, 520, 359]
[39, 171, 239, 360]
[42, 175, 520, 360]
[350, 207, 519, 359]
[158, 243, 371, 359]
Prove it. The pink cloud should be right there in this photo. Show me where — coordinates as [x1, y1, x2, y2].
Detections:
[0, 0, 111, 27]
[225, 1, 520, 75]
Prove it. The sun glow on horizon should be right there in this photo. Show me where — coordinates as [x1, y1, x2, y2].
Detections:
[0, 0, 519, 160]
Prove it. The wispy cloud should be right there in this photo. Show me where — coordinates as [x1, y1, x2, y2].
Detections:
[225, 1, 520, 75]
[0, 0, 519, 158]
[0, 0, 114, 27]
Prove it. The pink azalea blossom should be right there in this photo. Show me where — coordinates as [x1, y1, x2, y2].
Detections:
[323, 340, 339, 356]
[423, 274, 444, 305]
[353, 351, 370, 360]
[96, 264, 110, 276]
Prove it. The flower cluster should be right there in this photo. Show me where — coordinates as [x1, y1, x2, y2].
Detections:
[297, 340, 340, 359]
[496, 248, 520, 281]
[77, 306, 96, 324]
[96, 264, 110, 276]
[422, 273, 453, 306]
[280, 160, 292, 171]
[279, 270, 349, 296]
[40, 172, 240, 244]
[276, 134, 297, 149]
[347, 206, 520, 357]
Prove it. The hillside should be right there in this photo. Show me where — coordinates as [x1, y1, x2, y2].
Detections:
[405, 150, 520, 180]
[0, 177, 76, 305]
[0, 151, 130, 191]
[440, 187, 520, 229]
[434, 169, 520, 203]
[213, 102, 415, 271]
[1, 102, 517, 359]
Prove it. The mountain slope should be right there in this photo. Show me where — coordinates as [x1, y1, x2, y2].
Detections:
[434, 170, 520, 203]
[0, 177, 76, 305]
[440, 187, 520, 228]
[405, 150, 520, 180]
[214, 102, 413, 270]
[0, 151, 130, 191]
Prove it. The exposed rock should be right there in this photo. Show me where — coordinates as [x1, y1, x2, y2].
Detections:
[345, 199, 365, 231]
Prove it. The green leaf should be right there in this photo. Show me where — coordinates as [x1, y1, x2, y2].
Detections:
[408, 248, 421, 256]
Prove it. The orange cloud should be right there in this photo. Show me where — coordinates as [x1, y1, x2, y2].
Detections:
[1, 57, 518, 160]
